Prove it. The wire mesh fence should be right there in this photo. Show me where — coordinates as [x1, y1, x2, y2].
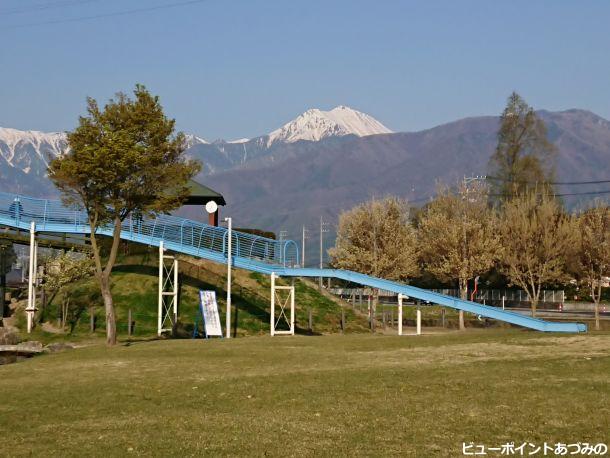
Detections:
[329, 287, 565, 306]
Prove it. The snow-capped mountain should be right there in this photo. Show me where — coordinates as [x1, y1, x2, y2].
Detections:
[184, 134, 209, 148]
[0, 105, 393, 181]
[0, 127, 67, 174]
[266, 105, 392, 146]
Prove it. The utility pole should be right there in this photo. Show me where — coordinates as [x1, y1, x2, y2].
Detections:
[279, 230, 288, 244]
[459, 175, 486, 330]
[319, 216, 329, 290]
[301, 226, 308, 268]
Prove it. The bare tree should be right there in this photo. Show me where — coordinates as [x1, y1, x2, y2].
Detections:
[329, 197, 419, 328]
[418, 181, 500, 330]
[574, 203, 610, 331]
[499, 190, 576, 317]
[42, 250, 94, 331]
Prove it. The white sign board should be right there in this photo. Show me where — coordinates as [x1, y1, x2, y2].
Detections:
[199, 290, 223, 337]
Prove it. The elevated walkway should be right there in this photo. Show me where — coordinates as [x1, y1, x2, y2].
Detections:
[0, 191, 586, 333]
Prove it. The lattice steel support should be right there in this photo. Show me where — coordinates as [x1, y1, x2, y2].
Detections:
[158, 241, 179, 336]
[270, 272, 294, 336]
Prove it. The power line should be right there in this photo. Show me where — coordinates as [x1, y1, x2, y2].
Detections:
[4, 0, 209, 29]
[485, 175, 610, 186]
[0, 0, 101, 16]
[491, 189, 610, 198]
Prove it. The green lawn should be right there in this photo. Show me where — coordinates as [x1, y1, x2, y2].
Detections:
[1, 330, 608, 457]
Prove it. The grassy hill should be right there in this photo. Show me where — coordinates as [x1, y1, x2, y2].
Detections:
[15, 245, 370, 342]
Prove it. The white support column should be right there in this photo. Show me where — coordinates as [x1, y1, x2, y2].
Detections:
[416, 307, 422, 336]
[173, 258, 179, 325]
[270, 272, 275, 337]
[158, 241, 164, 336]
[26, 221, 36, 333]
[290, 284, 295, 334]
[398, 293, 404, 336]
[225, 217, 232, 338]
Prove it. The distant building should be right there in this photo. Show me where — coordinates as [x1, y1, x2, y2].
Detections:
[183, 180, 226, 226]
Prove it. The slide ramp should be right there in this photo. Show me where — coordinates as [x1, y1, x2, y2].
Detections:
[0, 191, 586, 333]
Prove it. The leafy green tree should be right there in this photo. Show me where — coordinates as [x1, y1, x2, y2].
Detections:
[48, 85, 200, 345]
[418, 181, 500, 330]
[488, 92, 557, 201]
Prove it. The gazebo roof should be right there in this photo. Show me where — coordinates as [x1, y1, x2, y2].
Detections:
[184, 179, 226, 206]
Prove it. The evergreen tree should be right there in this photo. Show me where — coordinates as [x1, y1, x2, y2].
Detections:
[48, 85, 200, 345]
[488, 92, 556, 201]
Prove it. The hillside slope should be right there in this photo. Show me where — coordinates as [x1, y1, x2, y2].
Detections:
[12, 248, 368, 341]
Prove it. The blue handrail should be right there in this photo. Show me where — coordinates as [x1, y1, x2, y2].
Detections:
[0, 191, 299, 267]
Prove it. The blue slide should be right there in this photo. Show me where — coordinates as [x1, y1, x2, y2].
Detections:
[0, 191, 586, 333]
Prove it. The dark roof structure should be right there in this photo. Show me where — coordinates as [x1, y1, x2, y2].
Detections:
[183, 180, 226, 206]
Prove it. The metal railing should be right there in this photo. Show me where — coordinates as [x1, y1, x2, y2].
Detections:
[0, 192, 299, 267]
[330, 287, 566, 305]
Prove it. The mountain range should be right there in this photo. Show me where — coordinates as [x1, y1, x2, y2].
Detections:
[2, 106, 610, 265]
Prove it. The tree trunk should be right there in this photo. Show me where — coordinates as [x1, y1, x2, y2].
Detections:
[594, 301, 600, 331]
[592, 283, 601, 331]
[89, 215, 122, 346]
[529, 300, 537, 317]
[530, 294, 538, 318]
[0, 273, 5, 327]
[100, 274, 117, 346]
[458, 280, 467, 331]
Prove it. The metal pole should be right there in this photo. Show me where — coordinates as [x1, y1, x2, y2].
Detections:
[225, 217, 232, 338]
[270, 272, 275, 336]
[302, 225, 306, 268]
[173, 258, 179, 326]
[319, 216, 323, 289]
[398, 294, 403, 336]
[502, 295, 505, 310]
[26, 221, 36, 333]
[416, 307, 422, 336]
[290, 285, 295, 335]
[157, 241, 163, 336]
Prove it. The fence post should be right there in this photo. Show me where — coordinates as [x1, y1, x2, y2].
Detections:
[128, 309, 132, 337]
[308, 308, 313, 333]
[382, 310, 387, 329]
[341, 310, 345, 334]
[441, 307, 446, 328]
[90, 306, 95, 332]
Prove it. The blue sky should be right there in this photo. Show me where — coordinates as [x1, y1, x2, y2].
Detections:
[1, 0, 609, 139]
